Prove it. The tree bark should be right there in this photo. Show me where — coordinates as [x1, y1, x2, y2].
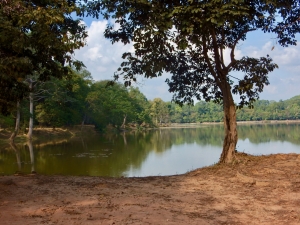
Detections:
[121, 114, 127, 129]
[81, 114, 86, 132]
[27, 82, 34, 140]
[9, 101, 20, 142]
[219, 83, 238, 163]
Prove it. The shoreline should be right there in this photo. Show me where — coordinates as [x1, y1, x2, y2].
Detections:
[159, 119, 300, 128]
[1, 119, 300, 142]
[1, 153, 300, 224]
[1, 125, 300, 224]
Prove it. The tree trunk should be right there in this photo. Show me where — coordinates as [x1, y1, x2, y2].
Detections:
[121, 114, 127, 129]
[219, 84, 238, 163]
[27, 82, 34, 140]
[9, 101, 20, 142]
[81, 114, 86, 131]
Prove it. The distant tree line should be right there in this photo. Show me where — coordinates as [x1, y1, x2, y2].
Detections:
[1, 68, 300, 134]
[166, 96, 300, 123]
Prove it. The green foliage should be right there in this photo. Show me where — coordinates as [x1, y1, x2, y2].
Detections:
[0, 114, 14, 128]
[0, 75, 28, 115]
[149, 98, 169, 124]
[0, 0, 87, 115]
[2, 69, 153, 131]
[236, 98, 300, 121]
[35, 68, 92, 127]
[167, 96, 300, 123]
[168, 101, 223, 123]
[86, 81, 152, 130]
[128, 87, 152, 124]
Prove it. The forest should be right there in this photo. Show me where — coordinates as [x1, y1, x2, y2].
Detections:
[1, 67, 300, 133]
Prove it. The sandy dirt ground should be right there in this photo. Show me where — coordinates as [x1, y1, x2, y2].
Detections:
[1, 153, 300, 225]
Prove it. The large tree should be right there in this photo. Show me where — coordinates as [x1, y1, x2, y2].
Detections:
[1, 0, 87, 139]
[86, 81, 136, 129]
[99, 0, 300, 163]
[35, 68, 92, 127]
[128, 87, 152, 125]
[0, 0, 87, 114]
[149, 98, 169, 125]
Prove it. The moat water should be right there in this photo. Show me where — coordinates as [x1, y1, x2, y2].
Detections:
[1, 123, 300, 177]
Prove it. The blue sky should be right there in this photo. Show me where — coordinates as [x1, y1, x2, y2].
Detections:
[74, 17, 300, 102]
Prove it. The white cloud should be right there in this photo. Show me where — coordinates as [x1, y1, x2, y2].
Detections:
[233, 37, 300, 101]
[241, 40, 300, 67]
[74, 20, 133, 81]
[223, 47, 243, 65]
[273, 47, 299, 66]
[264, 85, 278, 94]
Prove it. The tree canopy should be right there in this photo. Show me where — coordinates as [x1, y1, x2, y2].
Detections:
[0, 0, 87, 114]
[98, 0, 300, 163]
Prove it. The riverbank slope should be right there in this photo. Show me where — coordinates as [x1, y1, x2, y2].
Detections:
[1, 153, 299, 224]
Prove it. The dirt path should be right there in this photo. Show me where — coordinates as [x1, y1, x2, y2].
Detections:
[1, 153, 300, 224]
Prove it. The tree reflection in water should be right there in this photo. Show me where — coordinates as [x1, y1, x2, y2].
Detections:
[9, 142, 21, 173]
[6, 141, 36, 174]
[27, 140, 36, 174]
[1, 123, 300, 176]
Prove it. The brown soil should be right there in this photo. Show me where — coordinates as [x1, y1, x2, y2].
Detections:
[0, 126, 98, 144]
[1, 153, 300, 225]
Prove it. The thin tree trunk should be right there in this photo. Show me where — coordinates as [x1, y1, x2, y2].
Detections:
[81, 114, 86, 132]
[27, 82, 34, 140]
[219, 84, 238, 163]
[121, 114, 127, 129]
[9, 101, 20, 142]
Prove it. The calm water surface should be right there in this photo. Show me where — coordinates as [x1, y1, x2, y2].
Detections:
[1, 123, 300, 177]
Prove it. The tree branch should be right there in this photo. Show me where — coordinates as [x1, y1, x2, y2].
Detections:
[210, 28, 223, 75]
[202, 35, 222, 87]
[220, 26, 225, 69]
[227, 28, 256, 69]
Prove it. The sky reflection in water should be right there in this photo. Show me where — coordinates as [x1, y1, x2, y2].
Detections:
[1, 123, 300, 177]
